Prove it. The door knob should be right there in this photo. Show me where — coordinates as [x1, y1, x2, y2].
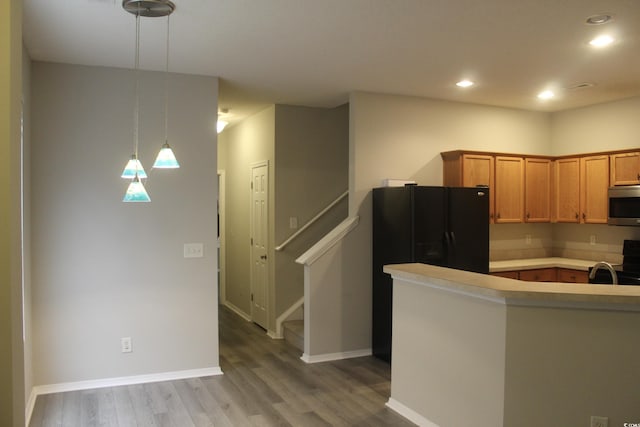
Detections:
[260, 255, 267, 260]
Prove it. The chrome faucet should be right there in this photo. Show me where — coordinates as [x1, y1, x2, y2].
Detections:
[588, 261, 619, 285]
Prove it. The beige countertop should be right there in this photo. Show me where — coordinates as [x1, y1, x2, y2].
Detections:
[384, 263, 640, 309]
[489, 257, 597, 272]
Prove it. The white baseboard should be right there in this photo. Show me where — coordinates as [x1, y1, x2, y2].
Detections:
[274, 296, 304, 339]
[386, 398, 439, 427]
[300, 348, 371, 364]
[266, 330, 282, 339]
[25, 388, 38, 427]
[223, 301, 251, 321]
[31, 366, 223, 397]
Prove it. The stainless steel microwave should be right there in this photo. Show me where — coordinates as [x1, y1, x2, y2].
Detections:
[609, 185, 640, 226]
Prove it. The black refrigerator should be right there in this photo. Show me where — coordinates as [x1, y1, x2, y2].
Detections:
[372, 185, 489, 362]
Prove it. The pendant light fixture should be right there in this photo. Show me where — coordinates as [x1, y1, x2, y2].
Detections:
[153, 11, 179, 169]
[121, 0, 177, 202]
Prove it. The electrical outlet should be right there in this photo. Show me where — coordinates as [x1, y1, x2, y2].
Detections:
[590, 235, 597, 245]
[590, 415, 608, 427]
[289, 217, 298, 229]
[525, 234, 532, 245]
[121, 337, 132, 353]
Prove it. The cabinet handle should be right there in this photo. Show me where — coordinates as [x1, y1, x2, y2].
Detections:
[582, 213, 586, 220]
[496, 213, 501, 219]
[575, 212, 579, 219]
[526, 212, 530, 219]
[637, 173, 640, 180]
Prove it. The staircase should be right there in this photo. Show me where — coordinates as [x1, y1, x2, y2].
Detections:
[282, 320, 304, 351]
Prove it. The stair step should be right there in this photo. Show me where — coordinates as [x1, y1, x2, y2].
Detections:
[283, 320, 304, 351]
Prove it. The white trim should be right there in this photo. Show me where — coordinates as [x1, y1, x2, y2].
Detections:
[25, 388, 37, 427]
[224, 301, 252, 321]
[217, 169, 226, 306]
[296, 216, 359, 266]
[266, 330, 281, 339]
[300, 348, 371, 364]
[273, 296, 304, 339]
[31, 367, 223, 397]
[386, 398, 439, 427]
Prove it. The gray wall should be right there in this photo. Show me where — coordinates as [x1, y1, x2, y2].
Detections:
[274, 104, 349, 318]
[1, 0, 26, 424]
[218, 104, 349, 332]
[30, 62, 219, 386]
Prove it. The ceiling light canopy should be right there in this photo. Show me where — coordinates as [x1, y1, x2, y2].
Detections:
[585, 14, 613, 25]
[122, 0, 175, 17]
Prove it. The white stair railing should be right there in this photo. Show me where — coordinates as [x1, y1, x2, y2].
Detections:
[275, 190, 348, 252]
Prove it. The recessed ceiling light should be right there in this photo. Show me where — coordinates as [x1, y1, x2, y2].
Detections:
[589, 35, 614, 47]
[537, 90, 555, 100]
[585, 14, 613, 25]
[456, 80, 474, 88]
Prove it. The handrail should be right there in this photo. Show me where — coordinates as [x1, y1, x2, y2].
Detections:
[275, 190, 348, 251]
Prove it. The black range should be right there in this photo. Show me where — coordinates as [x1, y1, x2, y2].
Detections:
[589, 239, 640, 285]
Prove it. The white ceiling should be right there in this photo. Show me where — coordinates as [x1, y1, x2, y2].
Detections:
[23, 0, 640, 125]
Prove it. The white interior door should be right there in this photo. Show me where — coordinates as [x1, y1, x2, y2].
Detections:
[250, 162, 269, 329]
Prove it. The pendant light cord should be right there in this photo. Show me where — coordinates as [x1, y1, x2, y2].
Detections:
[164, 14, 170, 144]
[134, 13, 141, 160]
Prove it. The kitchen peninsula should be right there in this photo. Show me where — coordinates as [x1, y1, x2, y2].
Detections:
[383, 263, 640, 427]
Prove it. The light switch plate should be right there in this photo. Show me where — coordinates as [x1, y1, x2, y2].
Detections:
[184, 243, 204, 258]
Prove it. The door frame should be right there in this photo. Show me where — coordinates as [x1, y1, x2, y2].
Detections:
[217, 170, 226, 306]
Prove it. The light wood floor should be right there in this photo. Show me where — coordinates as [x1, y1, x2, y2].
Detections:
[29, 305, 414, 426]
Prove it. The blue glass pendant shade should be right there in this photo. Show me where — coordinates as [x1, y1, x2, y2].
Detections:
[121, 155, 148, 179]
[123, 175, 151, 202]
[153, 142, 179, 168]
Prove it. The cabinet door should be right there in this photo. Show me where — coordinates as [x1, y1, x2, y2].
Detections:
[462, 154, 495, 222]
[556, 268, 589, 283]
[610, 152, 640, 186]
[491, 271, 519, 279]
[519, 268, 557, 282]
[495, 156, 524, 223]
[554, 158, 580, 223]
[580, 155, 609, 224]
[525, 158, 551, 222]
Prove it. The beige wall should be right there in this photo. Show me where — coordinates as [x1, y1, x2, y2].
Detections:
[345, 91, 552, 356]
[30, 62, 219, 386]
[550, 96, 640, 156]
[1, 0, 25, 425]
[21, 46, 34, 420]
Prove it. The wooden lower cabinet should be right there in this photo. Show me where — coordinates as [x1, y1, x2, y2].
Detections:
[518, 268, 557, 282]
[491, 268, 588, 283]
[556, 268, 589, 283]
[491, 271, 519, 279]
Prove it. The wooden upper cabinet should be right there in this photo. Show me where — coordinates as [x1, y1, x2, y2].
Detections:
[525, 158, 551, 222]
[610, 152, 640, 186]
[442, 152, 495, 222]
[495, 156, 524, 223]
[554, 157, 581, 223]
[580, 155, 609, 224]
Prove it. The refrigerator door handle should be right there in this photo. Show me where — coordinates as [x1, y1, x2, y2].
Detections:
[448, 231, 457, 265]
